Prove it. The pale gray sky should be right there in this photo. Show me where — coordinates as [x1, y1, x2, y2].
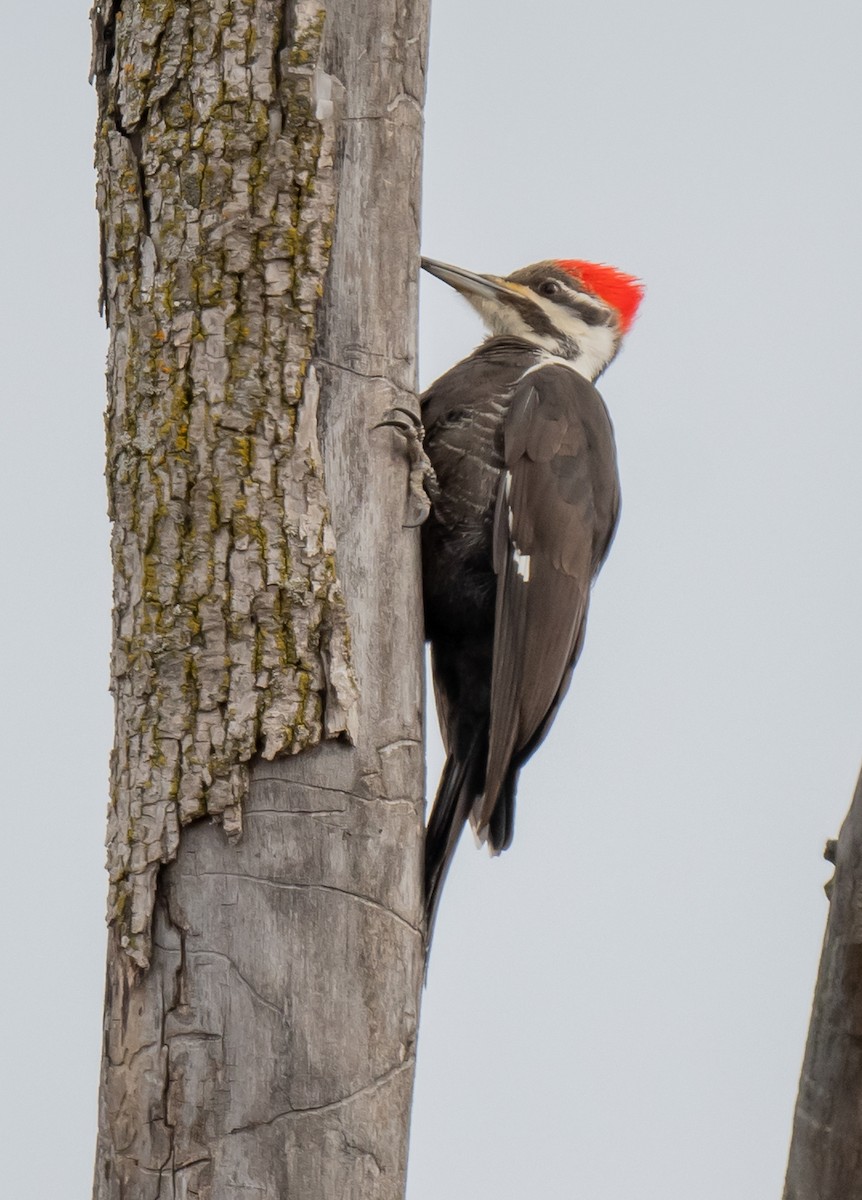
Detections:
[2, 1, 861, 1197]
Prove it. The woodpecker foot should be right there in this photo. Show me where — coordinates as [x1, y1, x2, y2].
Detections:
[374, 406, 439, 527]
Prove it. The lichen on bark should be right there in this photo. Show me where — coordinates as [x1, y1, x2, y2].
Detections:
[91, 0, 358, 967]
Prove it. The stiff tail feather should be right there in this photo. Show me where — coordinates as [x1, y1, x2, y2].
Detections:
[424, 741, 484, 950]
[485, 765, 518, 853]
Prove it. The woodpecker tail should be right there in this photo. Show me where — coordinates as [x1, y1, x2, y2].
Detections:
[424, 741, 485, 947]
[485, 764, 519, 853]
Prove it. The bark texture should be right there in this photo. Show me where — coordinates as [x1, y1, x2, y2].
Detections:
[784, 765, 862, 1200]
[92, 0, 360, 968]
[92, 0, 429, 1195]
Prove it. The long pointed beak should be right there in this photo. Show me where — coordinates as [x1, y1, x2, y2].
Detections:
[421, 257, 515, 302]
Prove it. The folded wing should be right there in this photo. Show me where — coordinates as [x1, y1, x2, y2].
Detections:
[474, 365, 620, 845]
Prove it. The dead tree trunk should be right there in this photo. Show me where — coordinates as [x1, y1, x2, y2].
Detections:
[784, 765, 862, 1199]
[90, 1, 429, 1196]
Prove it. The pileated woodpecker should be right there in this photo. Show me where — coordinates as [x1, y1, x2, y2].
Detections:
[383, 256, 643, 938]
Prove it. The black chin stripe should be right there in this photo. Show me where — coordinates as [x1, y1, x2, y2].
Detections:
[507, 293, 558, 340]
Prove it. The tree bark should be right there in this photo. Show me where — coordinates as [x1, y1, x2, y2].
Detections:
[784, 765, 862, 1199]
[91, 1, 429, 1196]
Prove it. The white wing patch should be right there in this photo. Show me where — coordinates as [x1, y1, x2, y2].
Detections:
[513, 549, 531, 581]
[504, 470, 531, 582]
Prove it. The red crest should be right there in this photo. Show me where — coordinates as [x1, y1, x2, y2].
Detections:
[556, 260, 644, 333]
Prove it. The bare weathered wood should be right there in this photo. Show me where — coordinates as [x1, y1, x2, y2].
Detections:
[92, 0, 429, 1195]
[784, 765, 862, 1200]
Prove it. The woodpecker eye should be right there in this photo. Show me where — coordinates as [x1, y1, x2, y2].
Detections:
[538, 280, 561, 297]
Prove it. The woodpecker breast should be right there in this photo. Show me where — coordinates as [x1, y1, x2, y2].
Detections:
[421, 337, 620, 642]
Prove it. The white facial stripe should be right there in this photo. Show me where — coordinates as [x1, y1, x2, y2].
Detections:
[464, 287, 620, 381]
[572, 326, 618, 380]
[533, 293, 619, 381]
[534, 289, 606, 326]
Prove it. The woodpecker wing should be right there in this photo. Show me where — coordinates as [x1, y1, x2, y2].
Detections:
[420, 339, 543, 756]
[475, 364, 620, 845]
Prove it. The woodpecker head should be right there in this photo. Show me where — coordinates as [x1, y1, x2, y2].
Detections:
[422, 256, 644, 381]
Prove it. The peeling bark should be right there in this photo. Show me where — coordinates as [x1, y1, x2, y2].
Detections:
[92, 0, 429, 1195]
[784, 765, 862, 1199]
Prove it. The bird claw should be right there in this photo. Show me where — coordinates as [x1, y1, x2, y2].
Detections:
[374, 406, 439, 527]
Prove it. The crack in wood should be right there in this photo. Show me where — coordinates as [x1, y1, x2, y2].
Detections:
[185, 948, 287, 1021]
[197, 870, 423, 935]
[226, 1060, 414, 1134]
